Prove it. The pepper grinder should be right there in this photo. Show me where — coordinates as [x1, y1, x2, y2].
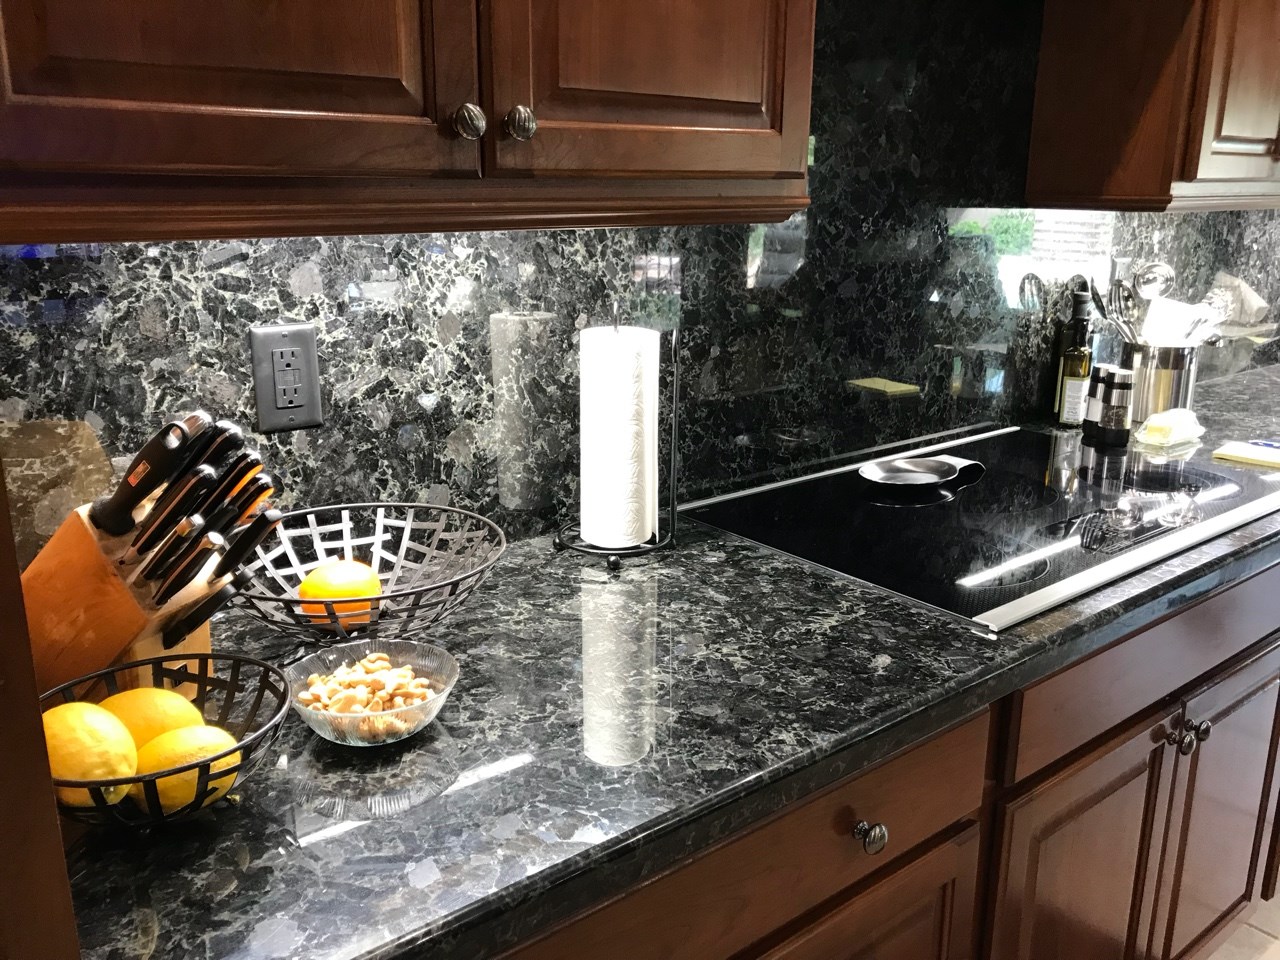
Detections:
[1097, 368, 1135, 449]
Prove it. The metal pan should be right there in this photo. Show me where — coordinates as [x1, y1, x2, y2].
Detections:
[858, 457, 961, 486]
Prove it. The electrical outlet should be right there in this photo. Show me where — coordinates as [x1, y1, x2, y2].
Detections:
[249, 323, 323, 433]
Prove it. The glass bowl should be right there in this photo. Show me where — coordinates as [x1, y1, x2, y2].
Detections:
[281, 639, 459, 747]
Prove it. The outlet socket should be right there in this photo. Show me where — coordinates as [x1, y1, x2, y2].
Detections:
[249, 323, 323, 433]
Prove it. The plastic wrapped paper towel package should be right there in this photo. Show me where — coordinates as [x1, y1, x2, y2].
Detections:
[579, 325, 660, 549]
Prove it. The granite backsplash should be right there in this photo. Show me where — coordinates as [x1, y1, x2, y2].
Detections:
[2, 0, 1279, 559]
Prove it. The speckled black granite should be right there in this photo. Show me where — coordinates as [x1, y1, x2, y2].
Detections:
[4, 0, 1278, 544]
[66, 366, 1280, 960]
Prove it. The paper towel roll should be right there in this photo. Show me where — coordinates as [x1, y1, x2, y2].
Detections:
[581, 571, 657, 767]
[579, 326, 659, 549]
[489, 311, 555, 510]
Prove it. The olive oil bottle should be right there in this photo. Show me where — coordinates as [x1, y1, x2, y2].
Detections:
[1055, 291, 1093, 427]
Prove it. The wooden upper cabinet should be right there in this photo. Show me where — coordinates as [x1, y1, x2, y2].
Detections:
[1184, 0, 1280, 182]
[0, 0, 482, 176]
[481, 0, 816, 178]
[1028, 0, 1280, 209]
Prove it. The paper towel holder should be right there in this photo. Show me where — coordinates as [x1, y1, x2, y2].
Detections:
[553, 327, 680, 572]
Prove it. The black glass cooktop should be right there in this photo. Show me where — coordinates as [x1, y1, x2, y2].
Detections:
[686, 428, 1280, 630]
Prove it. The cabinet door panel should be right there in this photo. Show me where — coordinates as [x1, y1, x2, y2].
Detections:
[1185, 0, 1280, 181]
[1153, 643, 1280, 960]
[990, 708, 1180, 960]
[758, 825, 981, 960]
[0, 0, 480, 176]
[483, 0, 815, 177]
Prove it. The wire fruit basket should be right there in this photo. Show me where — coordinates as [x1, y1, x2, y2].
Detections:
[40, 653, 290, 826]
[237, 503, 506, 642]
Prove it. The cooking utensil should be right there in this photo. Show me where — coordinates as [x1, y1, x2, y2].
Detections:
[1091, 279, 1109, 320]
[194, 450, 261, 519]
[1133, 261, 1176, 300]
[1019, 273, 1046, 313]
[213, 508, 282, 580]
[858, 457, 962, 486]
[227, 472, 274, 525]
[160, 573, 248, 650]
[136, 514, 205, 583]
[89, 419, 193, 536]
[39, 653, 289, 825]
[119, 464, 217, 566]
[180, 410, 213, 440]
[174, 420, 244, 479]
[154, 532, 225, 606]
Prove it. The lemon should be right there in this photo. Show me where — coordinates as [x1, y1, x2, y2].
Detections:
[100, 687, 205, 751]
[42, 702, 137, 806]
[298, 558, 382, 629]
[130, 725, 241, 813]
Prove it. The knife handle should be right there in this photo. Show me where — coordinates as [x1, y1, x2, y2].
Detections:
[154, 533, 225, 607]
[213, 508, 282, 579]
[175, 420, 244, 479]
[122, 464, 218, 564]
[161, 579, 241, 649]
[89, 421, 190, 536]
[138, 515, 204, 583]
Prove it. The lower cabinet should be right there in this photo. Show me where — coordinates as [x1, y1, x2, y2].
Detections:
[1150, 643, 1280, 960]
[759, 824, 981, 960]
[990, 707, 1180, 960]
[992, 640, 1280, 960]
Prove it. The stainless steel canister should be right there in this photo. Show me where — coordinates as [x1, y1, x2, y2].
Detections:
[1119, 343, 1199, 424]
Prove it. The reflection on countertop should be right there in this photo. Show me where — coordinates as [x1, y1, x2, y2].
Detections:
[69, 368, 1280, 960]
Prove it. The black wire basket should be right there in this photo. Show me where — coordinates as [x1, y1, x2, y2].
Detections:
[39, 653, 290, 826]
[236, 502, 506, 642]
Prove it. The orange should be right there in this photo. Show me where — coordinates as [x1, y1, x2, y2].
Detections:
[42, 702, 137, 806]
[297, 558, 383, 629]
[100, 687, 205, 751]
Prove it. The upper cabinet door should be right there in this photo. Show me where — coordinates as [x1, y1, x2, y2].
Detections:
[1185, 0, 1280, 181]
[482, 0, 816, 178]
[0, 0, 481, 176]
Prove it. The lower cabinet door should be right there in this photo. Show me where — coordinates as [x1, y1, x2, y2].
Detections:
[1151, 642, 1280, 960]
[758, 824, 981, 960]
[990, 707, 1182, 960]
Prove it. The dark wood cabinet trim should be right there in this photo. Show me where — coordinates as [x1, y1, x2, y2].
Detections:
[0, 461, 81, 960]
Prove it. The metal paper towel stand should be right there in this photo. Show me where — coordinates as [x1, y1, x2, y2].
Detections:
[553, 326, 680, 571]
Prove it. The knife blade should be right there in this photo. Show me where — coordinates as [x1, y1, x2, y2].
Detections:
[160, 572, 250, 649]
[119, 464, 218, 566]
[89, 419, 193, 536]
[213, 508, 282, 579]
[195, 450, 262, 518]
[136, 514, 205, 583]
[227, 472, 275, 526]
[154, 532, 225, 607]
[174, 420, 245, 479]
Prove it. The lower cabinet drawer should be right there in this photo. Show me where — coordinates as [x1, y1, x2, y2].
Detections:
[505, 713, 990, 960]
[757, 823, 982, 960]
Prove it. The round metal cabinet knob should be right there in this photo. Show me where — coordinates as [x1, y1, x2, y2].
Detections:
[1195, 720, 1212, 742]
[504, 105, 538, 141]
[853, 820, 889, 855]
[452, 103, 487, 141]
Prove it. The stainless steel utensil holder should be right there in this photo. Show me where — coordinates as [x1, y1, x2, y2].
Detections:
[1120, 343, 1199, 424]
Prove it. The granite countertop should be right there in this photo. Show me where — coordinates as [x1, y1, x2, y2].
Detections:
[70, 366, 1280, 960]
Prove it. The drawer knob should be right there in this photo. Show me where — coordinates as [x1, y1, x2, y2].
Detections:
[1195, 720, 1212, 742]
[452, 103, 488, 141]
[853, 820, 889, 855]
[504, 105, 538, 141]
